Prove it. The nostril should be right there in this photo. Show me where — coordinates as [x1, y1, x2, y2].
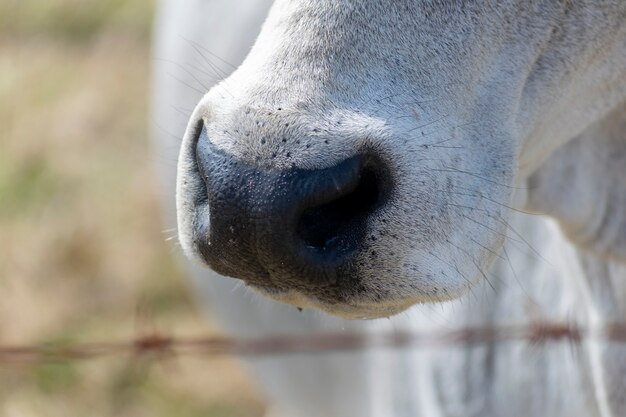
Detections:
[296, 162, 383, 252]
[192, 121, 391, 284]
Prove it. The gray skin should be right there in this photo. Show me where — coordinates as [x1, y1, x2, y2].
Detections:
[152, 0, 626, 416]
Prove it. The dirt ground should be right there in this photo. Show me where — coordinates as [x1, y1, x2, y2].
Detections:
[0, 1, 265, 416]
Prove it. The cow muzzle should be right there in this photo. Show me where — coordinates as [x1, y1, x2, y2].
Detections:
[192, 124, 391, 292]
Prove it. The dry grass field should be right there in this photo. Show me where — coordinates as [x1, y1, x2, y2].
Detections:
[0, 1, 264, 416]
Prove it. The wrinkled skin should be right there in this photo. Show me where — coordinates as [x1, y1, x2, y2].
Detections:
[153, 0, 626, 416]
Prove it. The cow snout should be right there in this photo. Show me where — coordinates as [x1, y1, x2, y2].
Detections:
[193, 125, 389, 290]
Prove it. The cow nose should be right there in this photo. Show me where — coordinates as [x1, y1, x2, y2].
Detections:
[194, 126, 387, 287]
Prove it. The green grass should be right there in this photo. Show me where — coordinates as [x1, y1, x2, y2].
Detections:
[0, 156, 60, 215]
[0, 0, 154, 42]
[35, 362, 80, 394]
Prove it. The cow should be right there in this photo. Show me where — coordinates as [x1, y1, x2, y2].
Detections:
[151, 1, 626, 416]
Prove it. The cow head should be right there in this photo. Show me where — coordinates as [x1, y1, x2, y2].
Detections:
[176, 0, 626, 319]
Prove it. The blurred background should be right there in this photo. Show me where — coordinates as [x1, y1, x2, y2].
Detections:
[0, 1, 265, 415]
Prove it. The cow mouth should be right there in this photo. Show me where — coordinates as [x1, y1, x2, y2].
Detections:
[248, 283, 416, 319]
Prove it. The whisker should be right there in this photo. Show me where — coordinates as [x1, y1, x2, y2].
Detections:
[166, 72, 205, 95]
[154, 58, 213, 91]
[171, 105, 193, 118]
[427, 250, 479, 303]
[469, 237, 506, 262]
[185, 61, 224, 83]
[494, 214, 552, 266]
[461, 213, 524, 245]
[184, 37, 238, 69]
[446, 238, 497, 292]
[501, 245, 534, 300]
[408, 115, 449, 133]
[472, 258, 496, 292]
[151, 118, 185, 142]
[184, 40, 234, 95]
[448, 186, 536, 215]
[433, 167, 527, 190]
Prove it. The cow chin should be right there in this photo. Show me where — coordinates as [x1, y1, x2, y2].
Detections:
[248, 284, 426, 320]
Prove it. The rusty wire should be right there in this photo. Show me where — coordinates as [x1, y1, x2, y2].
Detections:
[2, 322, 626, 365]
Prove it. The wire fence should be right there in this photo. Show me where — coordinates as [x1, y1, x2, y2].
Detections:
[3, 321, 626, 365]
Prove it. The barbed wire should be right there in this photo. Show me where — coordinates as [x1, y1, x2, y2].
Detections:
[2, 322, 626, 365]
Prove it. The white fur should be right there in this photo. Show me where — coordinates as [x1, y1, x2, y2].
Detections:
[152, 1, 626, 415]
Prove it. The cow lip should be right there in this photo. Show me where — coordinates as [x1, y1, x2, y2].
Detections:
[247, 283, 415, 319]
[247, 284, 320, 308]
